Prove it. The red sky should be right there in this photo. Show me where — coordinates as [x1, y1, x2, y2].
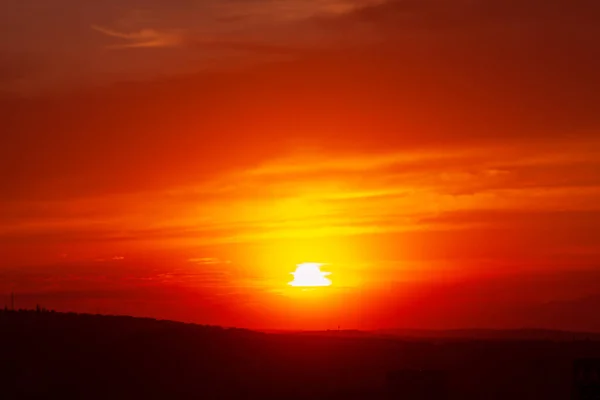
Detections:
[2, 0, 600, 331]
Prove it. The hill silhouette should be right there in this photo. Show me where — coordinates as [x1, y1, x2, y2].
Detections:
[377, 328, 600, 342]
[2, 309, 600, 399]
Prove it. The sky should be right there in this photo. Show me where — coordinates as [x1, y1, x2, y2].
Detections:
[1, 0, 600, 331]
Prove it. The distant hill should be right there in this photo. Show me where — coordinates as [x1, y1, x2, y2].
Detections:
[268, 327, 600, 342]
[2, 309, 600, 400]
[376, 328, 600, 341]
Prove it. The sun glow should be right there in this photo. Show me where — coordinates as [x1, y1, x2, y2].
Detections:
[289, 263, 332, 287]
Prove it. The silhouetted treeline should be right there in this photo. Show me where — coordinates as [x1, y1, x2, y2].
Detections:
[1, 309, 600, 399]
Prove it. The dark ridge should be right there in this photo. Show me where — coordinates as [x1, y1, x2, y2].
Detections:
[2, 309, 600, 400]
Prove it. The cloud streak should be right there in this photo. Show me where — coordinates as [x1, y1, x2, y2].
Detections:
[92, 24, 299, 55]
[91, 25, 185, 48]
[3, 136, 599, 259]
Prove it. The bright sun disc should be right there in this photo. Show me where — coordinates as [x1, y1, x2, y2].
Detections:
[289, 263, 332, 287]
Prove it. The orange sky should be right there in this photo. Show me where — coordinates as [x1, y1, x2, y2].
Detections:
[1, 0, 600, 331]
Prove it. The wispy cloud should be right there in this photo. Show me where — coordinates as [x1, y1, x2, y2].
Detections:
[188, 257, 231, 265]
[3, 137, 599, 252]
[91, 24, 299, 54]
[91, 25, 183, 48]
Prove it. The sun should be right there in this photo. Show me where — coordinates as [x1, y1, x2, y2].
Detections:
[289, 263, 332, 287]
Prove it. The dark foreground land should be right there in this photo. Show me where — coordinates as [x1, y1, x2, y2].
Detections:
[1, 310, 600, 399]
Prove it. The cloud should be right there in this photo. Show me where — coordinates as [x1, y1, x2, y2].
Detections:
[91, 25, 183, 48]
[2, 0, 600, 275]
[4, 0, 600, 93]
[92, 24, 299, 54]
[319, 0, 600, 83]
[337, 0, 600, 30]
[188, 257, 231, 265]
[3, 140, 599, 253]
